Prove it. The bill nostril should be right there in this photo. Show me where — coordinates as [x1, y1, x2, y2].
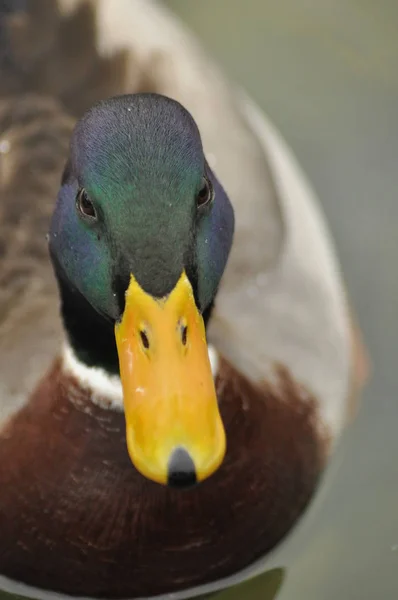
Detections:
[167, 447, 197, 488]
[140, 329, 150, 349]
[178, 318, 188, 346]
[181, 324, 188, 346]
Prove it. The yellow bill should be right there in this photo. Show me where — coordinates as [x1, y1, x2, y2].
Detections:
[115, 270, 226, 486]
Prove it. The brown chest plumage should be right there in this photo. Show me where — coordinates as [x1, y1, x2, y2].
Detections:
[0, 358, 327, 598]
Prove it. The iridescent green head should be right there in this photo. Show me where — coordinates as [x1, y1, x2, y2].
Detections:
[50, 93, 234, 323]
[50, 93, 234, 487]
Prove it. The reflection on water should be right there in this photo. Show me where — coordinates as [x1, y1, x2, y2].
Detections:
[0, 569, 285, 600]
[215, 569, 285, 600]
[164, 1, 396, 599]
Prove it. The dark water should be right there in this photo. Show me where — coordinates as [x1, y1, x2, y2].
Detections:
[164, 1, 396, 599]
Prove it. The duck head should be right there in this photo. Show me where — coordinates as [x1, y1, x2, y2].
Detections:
[49, 93, 234, 487]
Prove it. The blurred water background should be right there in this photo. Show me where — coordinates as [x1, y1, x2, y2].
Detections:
[164, 2, 396, 599]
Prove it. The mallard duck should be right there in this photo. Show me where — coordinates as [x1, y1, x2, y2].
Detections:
[0, 1, 367, 599]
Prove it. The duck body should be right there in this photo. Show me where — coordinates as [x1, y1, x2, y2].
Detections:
[0, 1, 366, 599]
[0, 355, 324, 598]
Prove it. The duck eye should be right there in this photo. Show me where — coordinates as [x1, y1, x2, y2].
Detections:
[196, 176, 214, 208]
[76, 188, 97, 220]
